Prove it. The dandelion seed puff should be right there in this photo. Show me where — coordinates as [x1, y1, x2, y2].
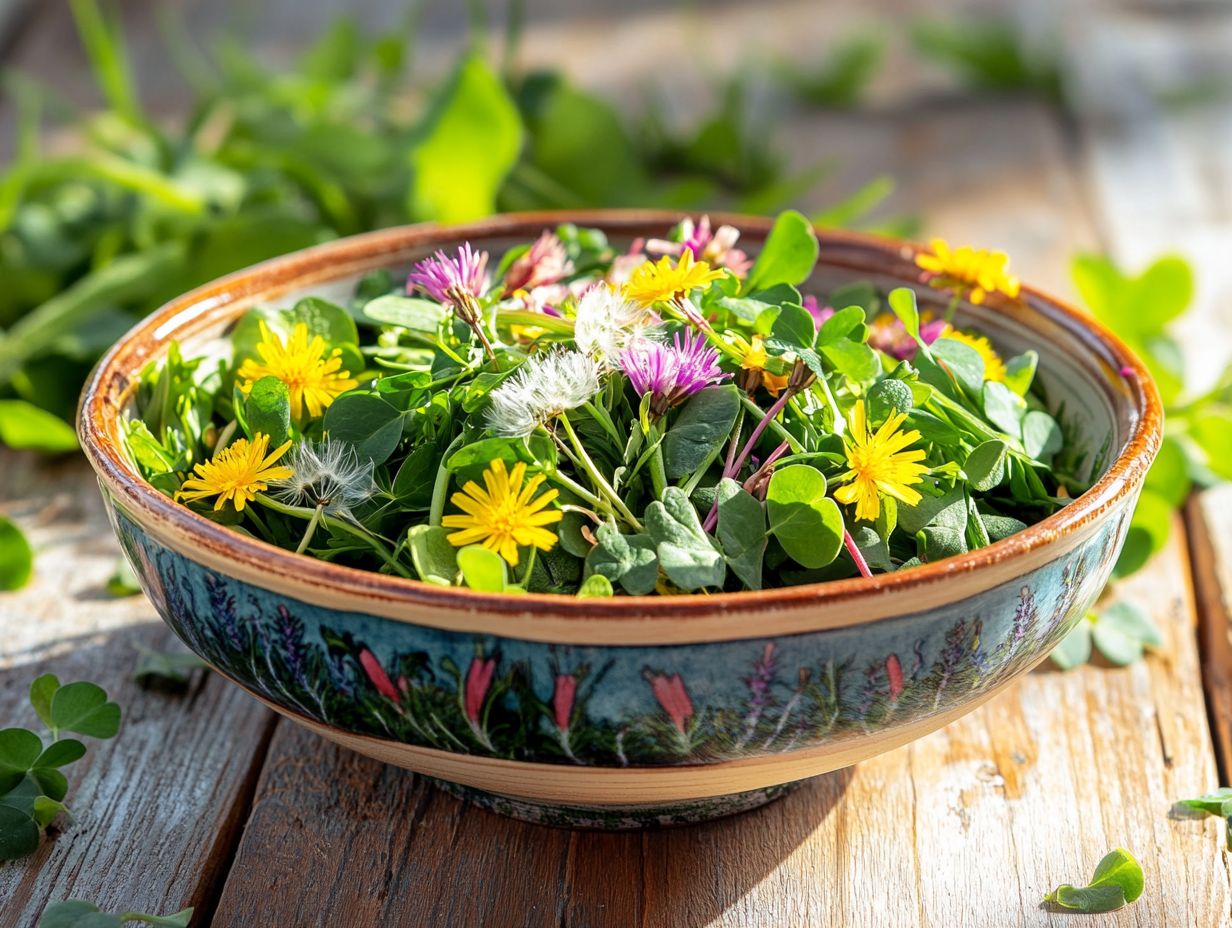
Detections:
[272, 440, 376, 520]
[485, 349, 601, 437]
[573, 284, 652, 363]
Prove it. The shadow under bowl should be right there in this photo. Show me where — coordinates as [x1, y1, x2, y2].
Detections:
[78, 212, 1161, 828]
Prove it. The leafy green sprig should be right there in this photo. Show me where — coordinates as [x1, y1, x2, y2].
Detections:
[0, 675, 121, 861]
[38, 900, 192, 928]
[1174, 788, 1232, 852]
[1043, 848, 1145, 913]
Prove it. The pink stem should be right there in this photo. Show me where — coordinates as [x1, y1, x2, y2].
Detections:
[726, 390, 794, 481]
[844, 528, 874, 579]
[704, 439, 790, 534]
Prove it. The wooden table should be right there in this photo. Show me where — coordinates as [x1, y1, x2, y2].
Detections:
[2, 1, 1232, 925]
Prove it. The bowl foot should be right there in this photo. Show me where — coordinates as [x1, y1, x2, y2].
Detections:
[424, 776, 802, 830]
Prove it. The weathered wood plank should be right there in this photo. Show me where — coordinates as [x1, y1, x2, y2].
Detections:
[1187, 490, 1232, 779]
[0, 451, 276, 925]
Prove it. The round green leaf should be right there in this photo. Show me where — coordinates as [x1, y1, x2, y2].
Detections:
[662, 386, 740, 480]
[1049, 617, 1093, 670]
[964, 440, 1008, 492]
[0, 400, 79, 453]
[0, 515, 33, 591]
[243, 376, 291, 446]
[0, 803, 40, 862]
[363, 295, 448, 332]
[408, 525, 458, 586]
[323, 393, 403, 465]
[577, 574, 614, 598]
[457, 545, 508, 592]
[49, 682, 121, 739]
[766, 465, 843, 569]
[744, 209, 819, 293]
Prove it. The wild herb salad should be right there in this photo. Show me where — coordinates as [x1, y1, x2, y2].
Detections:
[121, 212, 1095, 596]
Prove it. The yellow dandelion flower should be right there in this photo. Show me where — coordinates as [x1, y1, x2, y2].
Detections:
[238, 321, 359, 420]
[915, 238, 1021, 304]
[176, 434, 293, 512]
[623, 251, 726, 307]
[941, 327, 1007, 382]
[834, 401, 928, 522]
[442, 458, 562, 567]
[728, 331, 789, 395]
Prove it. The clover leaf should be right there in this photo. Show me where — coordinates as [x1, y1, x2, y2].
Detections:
[1043, 848, 1144, 913]
[1175, 788, 1232, 852]
[1051, 601, 1162, 670]
[645, 488, 725, 591]
[743, 209, 818, 293]
[0, 514, 33, 591]
[766, 465, 843, 569]
[716, 478, 768, 590]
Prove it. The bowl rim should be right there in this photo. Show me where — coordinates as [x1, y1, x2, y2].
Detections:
[78, 210, 1163, 625]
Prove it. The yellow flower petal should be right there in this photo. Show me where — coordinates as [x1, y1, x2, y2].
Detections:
[443, 459, 561, 566]
[835, 401, 928, 524]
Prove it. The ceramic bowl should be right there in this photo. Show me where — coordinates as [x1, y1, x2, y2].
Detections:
[78, 212, 1160, 829]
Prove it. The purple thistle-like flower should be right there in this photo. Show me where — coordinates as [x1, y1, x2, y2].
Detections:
[502, 231, 572, 295]
[407, 243, 490, 306]
[620, 329, 727, 417]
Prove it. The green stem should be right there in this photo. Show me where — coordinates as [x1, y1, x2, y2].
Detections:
[429, 436, 465, 527]
[558, 412, 643, 531]
[296, 504, 324, 555]
[255, 495, 412, 579]
[520, 545, 537, 589]
[738, 395, 805, 455]
[649, 429, 668, 500]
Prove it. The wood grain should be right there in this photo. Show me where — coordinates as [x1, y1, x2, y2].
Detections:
[0, 451, 276, 926]
[1187, 490, 1232, 779]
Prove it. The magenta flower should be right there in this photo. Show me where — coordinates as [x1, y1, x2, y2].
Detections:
[359, 649, 400, 704]
[464, 655, 497, 725]
[802, 294, 835, 329]
[407, 243, 490, 306]
[648, 216, 752, 277]
[647, 671, 694, 736]
[552, 673, 577, 732]
[620, 330, 727, 417]
[868, 312, 947, 361]
[503, 231, 573, 295]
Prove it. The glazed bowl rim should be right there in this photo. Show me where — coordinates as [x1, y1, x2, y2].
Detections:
[78, 210, 1163, 622]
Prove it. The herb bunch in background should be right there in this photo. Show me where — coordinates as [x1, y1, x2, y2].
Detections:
[0, 0, 894, 454]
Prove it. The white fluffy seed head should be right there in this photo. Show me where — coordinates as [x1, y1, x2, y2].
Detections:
[272, 439, 376, 519]
[573, 284, 653, 364]
[485, 349, 601, 437]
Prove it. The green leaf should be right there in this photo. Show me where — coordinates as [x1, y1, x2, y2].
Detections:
[766, 465, 844, 568]
[0, 400, 79, 453]
[363, 295, 448, 333]
[38, 900, 195, 928]
[819, 338, 879, 382]
[289, 297, 359, 348]
[105, 558, 141, 597]
[744, 210, 819, 293]
[0, 728, 44, 792]
[1002, 351, 1038, 396]
[577, 573, 614, 598]
[456, 545, 508, 592]
[391, 444, 438, 509]
[866, 378, 913, 422]
[323, 393, 403, 465]
[30, 675, 59, 730]
[1113, 490, 1172, 579]
[1021, 410, 1062, 463]
[766, 303, 817, 352]
[243, 377, 291, 447]
[1050, 616, 1093, 670]
[1190, 409, 1232, 482]
[49, 682, 121, 739]
[1091, 601, 1163, 666]
[34, 739, 87, 770]
[645, 487, 725, 591]
[964, 440, 1007, 492]
[408, 525, 459, 586]
[0, 515, 34, 591]
[932, 338, 985, 395]
[1176, 787, 1232, 817]
[1044, 847, 1144, 912]
[887, 287, 921, 341]
[982, 381, 1026, 439]
[0, 802, 40, 862]
[409, 54, 522, 222]
[716, 478, 767, 590]
[1144, 436, 1191, 509]
[132, 648, 208, 687]
[585, 524, 658, 595]
[662, 385, 740, 480]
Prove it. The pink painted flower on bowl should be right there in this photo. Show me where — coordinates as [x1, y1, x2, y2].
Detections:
[620, 329, 727, 417]
[359, 648, 401, 704]
[646, 671, 694, 736]
[552, 673, 578, 733]
[503, 231, 573, 296]
[464, 655, 497, 724]
[648, 216, 752, 277]
[407, 243, 490, 306]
